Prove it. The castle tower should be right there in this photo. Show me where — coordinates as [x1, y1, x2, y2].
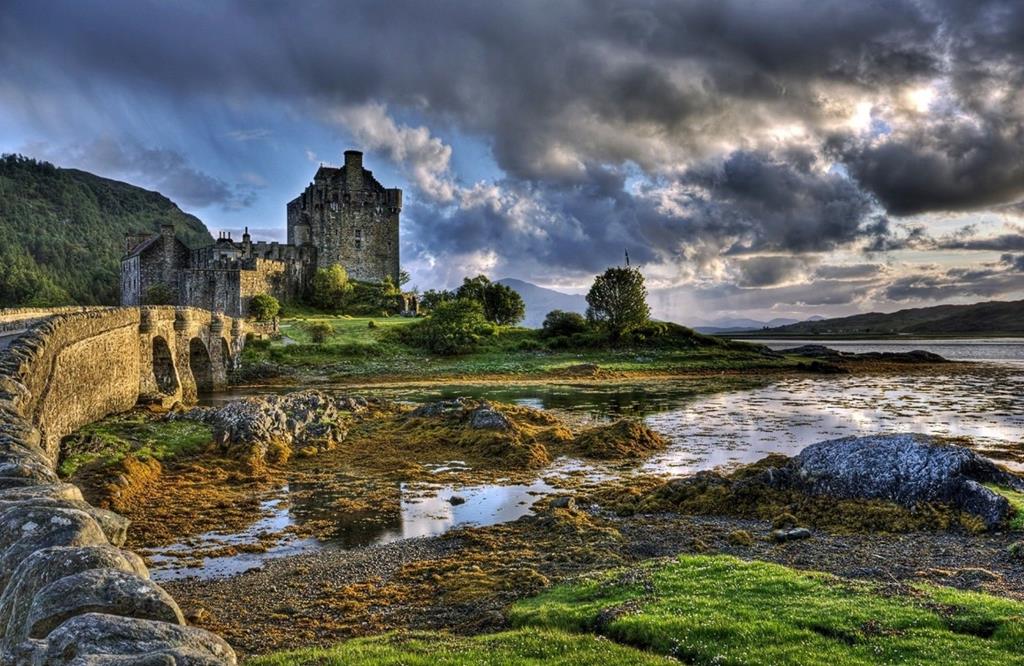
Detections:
[286, 150, 402, 284]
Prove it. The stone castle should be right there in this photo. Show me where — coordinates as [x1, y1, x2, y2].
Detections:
[121, 150, 402, 317]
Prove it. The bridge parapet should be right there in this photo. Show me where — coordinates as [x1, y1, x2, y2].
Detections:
[0, 306, 244, 663]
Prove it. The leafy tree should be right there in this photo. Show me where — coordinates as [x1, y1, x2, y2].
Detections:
[310, 265, 353, 311]
[455, 275, 525, 325]
[420, 289, 454, 311]
[585, 266, 650, 339]
[399, 269, 412, 288]
[305, 321, 334, 343]
[248, 293, 280, 321]
[407, 298, 492, 355]
[482, 282, 525, 325]
[542, 310, 588, 337]
[456, 275, 491, 304]
[142, 283, 176, 305]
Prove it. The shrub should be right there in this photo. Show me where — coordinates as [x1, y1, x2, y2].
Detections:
[305, 321, 334, 343]
[420, 288, 454, 312]
[403, 298, 493, 355]
[541, 310, 588, 337]
[310, 265, 353, 311]
[248, 293, 280, 321]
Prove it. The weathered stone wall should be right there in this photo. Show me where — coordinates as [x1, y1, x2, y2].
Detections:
[0, 306, 245, 664]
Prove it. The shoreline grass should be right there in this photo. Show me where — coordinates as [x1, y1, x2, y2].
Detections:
[250, 554, 1024, 665]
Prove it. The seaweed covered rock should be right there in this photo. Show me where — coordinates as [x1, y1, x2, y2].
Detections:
[571, 420, 667, 459]
[600, 435, 1022, 532]
[786, 434, 1022, 529]
[179, 391, 371, 469]
[403, 399, 570, 468]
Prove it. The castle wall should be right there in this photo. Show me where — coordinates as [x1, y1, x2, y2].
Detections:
[178, 258, 289, 318]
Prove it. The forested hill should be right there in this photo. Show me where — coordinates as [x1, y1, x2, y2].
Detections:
[0, 154, 213, 306]
[753, 299, 1024, 336]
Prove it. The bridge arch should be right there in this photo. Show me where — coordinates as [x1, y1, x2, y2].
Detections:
[188, 337, 214, 393]
[151, 335, 179, 395]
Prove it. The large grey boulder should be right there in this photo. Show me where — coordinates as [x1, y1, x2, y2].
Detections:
[0, 545, 148, 644]
[36, 612, 236, 665]
[0, 506, 107, 591]
[0, 483, 84, 503]
[0, 498, 129, 547]
[181, 390, 363, 462]
[26, 569, 184, 639]
[787, 434, 1024, 529]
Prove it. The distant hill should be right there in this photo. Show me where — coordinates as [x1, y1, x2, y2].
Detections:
[695, 317, 803, 334]
[0, 154, 213, 306]
[496, 278, 587, 328]
[747, 300, 1024, 336]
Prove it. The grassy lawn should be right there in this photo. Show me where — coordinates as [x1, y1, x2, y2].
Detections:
[511, 555, 1024, 665]
[251, 555, 1024, 665]
[244, 315, 803, 381]
[247, 628, 676, 666]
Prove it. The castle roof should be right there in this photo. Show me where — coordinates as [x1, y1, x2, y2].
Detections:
[123, 235, 159, 259]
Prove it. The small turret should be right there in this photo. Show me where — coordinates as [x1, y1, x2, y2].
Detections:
[344, 150, 364, 190]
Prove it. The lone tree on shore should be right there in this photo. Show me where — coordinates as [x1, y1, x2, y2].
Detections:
[585, 266, 650, 339]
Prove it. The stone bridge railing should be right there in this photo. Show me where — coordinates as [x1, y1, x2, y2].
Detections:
[0, 307, 244, 664]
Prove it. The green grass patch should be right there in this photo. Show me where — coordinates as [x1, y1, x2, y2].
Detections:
[247, 628, 676, 666]
[984, 483, 1024, 530]
[242, 315, 804, 381]
[58, 413, 213, 478]
[510, 555, 1024, 665]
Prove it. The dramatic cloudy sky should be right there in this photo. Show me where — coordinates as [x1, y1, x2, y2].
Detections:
[3, 0, 1024, 324]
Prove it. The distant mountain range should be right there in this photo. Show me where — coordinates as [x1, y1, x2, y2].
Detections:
[0, 154, 212, 306]
[496, 278, 587, 328]
[743, 300, 1024, 336]
[693, 316, 825, 334]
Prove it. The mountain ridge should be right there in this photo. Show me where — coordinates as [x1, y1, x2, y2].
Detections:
[742, 299, 1024, 336]
[0, 154, 213, 306]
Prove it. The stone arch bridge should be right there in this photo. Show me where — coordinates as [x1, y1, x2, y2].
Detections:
[0, 306, 249, 459]
[0, 306, 248, 663]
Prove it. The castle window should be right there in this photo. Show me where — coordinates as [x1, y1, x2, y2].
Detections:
[355, 229, 363, 250]
[330, 201, 338, 212]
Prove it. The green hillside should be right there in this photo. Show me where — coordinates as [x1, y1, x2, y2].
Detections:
[0, 154, 213, 306]
[754, 299, 1024, 337]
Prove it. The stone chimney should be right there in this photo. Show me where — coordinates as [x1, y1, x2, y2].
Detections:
[344, 150, 363, 190]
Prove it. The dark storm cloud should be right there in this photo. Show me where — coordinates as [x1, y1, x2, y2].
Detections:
[813, 264, 886, 280]
[3, 0, 1024, 310]
[933, 233, 1024, 252]
[404, 150, 885, 279]
[0, 0, 941, 181]
[1003, 254, 1024, 272]
[733, 257, 810, 288]
[884, 265, 1024, 301]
